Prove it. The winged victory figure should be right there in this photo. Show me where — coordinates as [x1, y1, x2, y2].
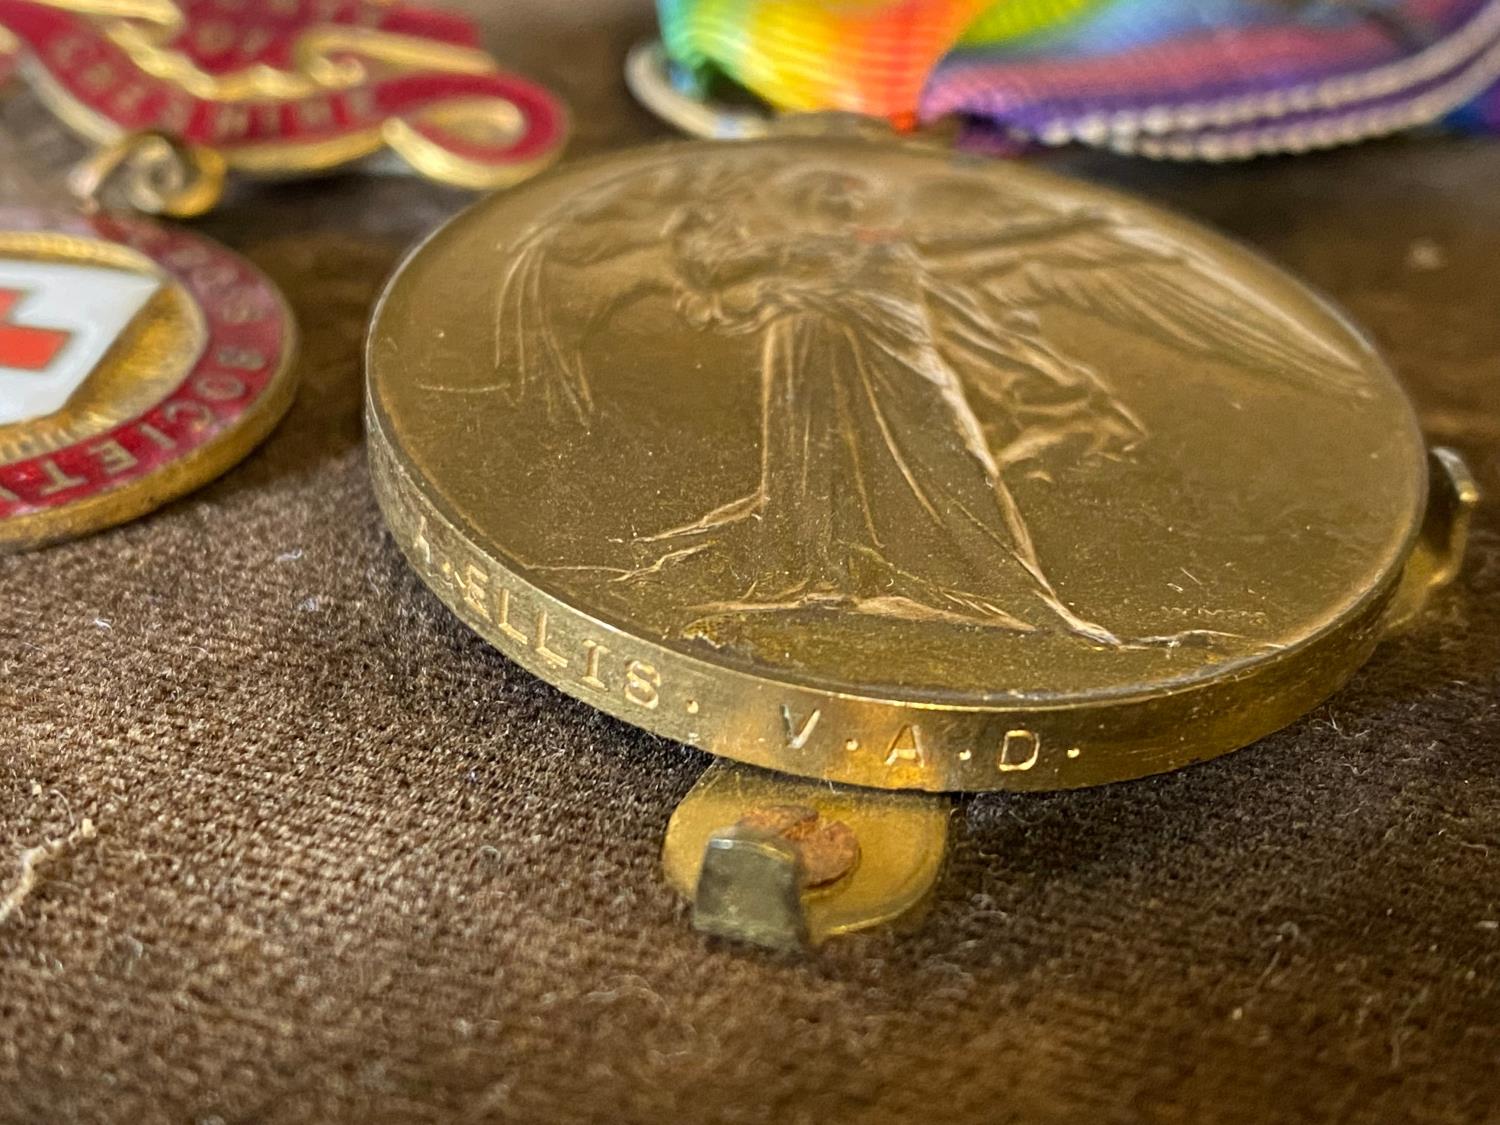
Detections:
[487, 153, 1370, 648]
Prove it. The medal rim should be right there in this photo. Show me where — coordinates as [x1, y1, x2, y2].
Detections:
[368, 417, 1412, 793]
[366, 136, 1430, 792]
[0, 209, 299, 552]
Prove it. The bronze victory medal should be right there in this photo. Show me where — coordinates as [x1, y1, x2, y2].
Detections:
[368, 136, 1431, 792]
[0, 208, 296, 551]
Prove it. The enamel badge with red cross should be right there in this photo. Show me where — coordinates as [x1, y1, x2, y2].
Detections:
[0, 207, 296, 551]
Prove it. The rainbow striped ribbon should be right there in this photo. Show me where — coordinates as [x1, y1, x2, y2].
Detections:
[658, 0, 1500, 157]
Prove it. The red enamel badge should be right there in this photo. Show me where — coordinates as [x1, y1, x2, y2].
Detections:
[0, 205, 296, 551]
[0, 0, 567, 202]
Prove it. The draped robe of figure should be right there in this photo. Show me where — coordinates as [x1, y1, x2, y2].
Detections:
[490, 158, 1366, 648]
[642, 231, 1122, 640]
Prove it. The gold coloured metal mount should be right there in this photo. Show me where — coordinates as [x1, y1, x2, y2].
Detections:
[45, 115, 563, 219]
[664, 763, 950, 951]
[68, 130, 227, 218]
[623, 40, 929, 147]
[625, 40, 772, 141]
[1383, 447, 1480, 633]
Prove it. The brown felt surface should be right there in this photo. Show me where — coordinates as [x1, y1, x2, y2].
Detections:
[2, 3, 1499, 1123]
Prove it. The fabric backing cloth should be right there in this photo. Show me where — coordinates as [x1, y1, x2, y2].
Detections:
[1, 2, 1497, 1122]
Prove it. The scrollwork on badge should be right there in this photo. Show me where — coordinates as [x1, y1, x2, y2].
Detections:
[0, 0, 567, 203]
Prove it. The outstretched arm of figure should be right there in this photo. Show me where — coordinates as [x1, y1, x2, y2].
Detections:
[911, 212, 1104, 277]
[928, 282, 1146, 470]
[925, 214, 1371, 398]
